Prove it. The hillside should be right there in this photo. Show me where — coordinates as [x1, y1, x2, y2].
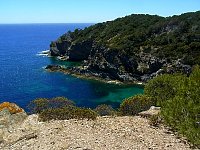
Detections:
[49, 11, 200, 82]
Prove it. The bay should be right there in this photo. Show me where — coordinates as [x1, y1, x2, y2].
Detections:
[0, 24, 143, 110]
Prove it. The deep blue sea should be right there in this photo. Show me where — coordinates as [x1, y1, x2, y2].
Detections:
[0, 24, 143, 110]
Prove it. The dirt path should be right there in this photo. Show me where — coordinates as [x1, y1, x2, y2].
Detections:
[0, 115, 192, 150]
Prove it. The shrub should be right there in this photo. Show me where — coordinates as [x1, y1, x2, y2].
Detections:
[149, 114, 162, 127]
[39, 106, 97, 121]
[145, 65, 200, 148]
[28, 97, 97, 121]
[94, 104, 116, 116]
[160, 66, 200, 147]
[73, 108, 98, 120]
[48, 97, 75, 109]
[28, 98, 49, 114]
[28, 97, 75, 114]
[120, 95, 155, 115]
[144, 74, 185, 106]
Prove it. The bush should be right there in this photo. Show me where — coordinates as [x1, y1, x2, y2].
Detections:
[149, 114, 162, 127]
[28, 97, 75, 114]
[160, 66, 200, 147]
[28, 97, 97, 121]
[94, 104, 116, 116]
[120, 95, 155, 115]
[145, 65, 200, 148]
[144, 74, 185, 106]
[73, 108, 98, 120]
[48, 97, 75, 109]
[39, 106, 97, 121]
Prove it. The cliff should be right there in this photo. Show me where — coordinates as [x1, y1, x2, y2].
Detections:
[49, 11, 200, 82]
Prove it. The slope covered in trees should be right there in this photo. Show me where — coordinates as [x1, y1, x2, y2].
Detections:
[50, 11, 200, 82]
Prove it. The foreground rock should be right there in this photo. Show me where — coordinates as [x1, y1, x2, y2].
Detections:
[0, 102, 27, 144]
[0, 115, 193, 150]
[138, 106, 161, 118]
[0, 102, 27, 129]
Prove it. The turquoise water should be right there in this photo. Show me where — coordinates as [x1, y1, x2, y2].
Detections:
[0, 24, 143, 110]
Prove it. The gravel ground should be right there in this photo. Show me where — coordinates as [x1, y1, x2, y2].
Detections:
[0, 115, 193, 150]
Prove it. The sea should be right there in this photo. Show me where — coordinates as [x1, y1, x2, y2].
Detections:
[0, 24, 143, 110]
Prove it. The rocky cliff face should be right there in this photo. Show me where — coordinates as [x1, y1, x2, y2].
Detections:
[50, 39, 192, 82]
[51, 38, 93, 61]
[49, 12, 200, 82]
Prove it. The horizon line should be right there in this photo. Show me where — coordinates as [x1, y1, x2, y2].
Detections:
[0, 23, 96, 25]
[0, 10, 199, 25]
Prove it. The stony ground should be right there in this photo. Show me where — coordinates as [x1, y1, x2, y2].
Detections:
[0, 114, 193, 150]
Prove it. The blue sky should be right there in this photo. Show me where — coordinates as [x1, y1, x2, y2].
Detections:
[0, 0, 199, 23]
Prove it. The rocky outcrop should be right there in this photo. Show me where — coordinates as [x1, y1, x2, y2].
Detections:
[0, 102, 27, 128]
[0, 114, 39, 147]
[50, 39, 93, 61]
[0, 102, 28, 143]
[50, 40, 71, 56]
[48, 43, 192, 83]
[138, 106, 161, 118]
[49, 12, 199, 83]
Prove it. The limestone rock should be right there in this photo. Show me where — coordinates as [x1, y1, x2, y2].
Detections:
[138, 106, 161, 118]
[0, 109, 11, 129]
[0, 102, 24, 114]
[20, 114, 39, 132]
[0, 102, 28, 145]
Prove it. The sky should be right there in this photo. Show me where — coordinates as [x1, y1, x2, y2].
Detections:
[0, 0, 199, 23]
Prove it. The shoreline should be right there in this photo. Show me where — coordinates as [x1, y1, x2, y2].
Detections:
[45, 65, 145, 87]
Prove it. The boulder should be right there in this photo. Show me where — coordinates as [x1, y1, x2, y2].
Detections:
[0, 109, 11, 129]
[0, 102, 27, 142]
[138, 106, 161, 118]
[0, 102, 24, 114]
[0, 102, 27, 129]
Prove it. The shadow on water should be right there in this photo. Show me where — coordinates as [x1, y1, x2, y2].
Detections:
[49, 57, 82, 67]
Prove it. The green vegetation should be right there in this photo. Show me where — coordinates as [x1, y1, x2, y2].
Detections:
[119, 65, 200, 147]
[28, 97, 97, 121]
[28, 97, 75, 114]
[57, 11, 200, 65]
[144, 74, 186, 106]
[145, 65, 200, 148]
[120, 95, 155, 115]
[94, 104, 116, 116]
[39, 107, 97, 121]
[28, 66, 200, 147]
[149, 114, 162, 127]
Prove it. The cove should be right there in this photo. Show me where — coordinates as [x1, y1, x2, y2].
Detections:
[0, 24, 143, 110]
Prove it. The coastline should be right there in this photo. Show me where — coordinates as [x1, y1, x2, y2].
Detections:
[45, 65, 145, 87]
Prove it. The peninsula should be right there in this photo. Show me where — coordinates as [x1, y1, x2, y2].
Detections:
[47, 11, 200, 83]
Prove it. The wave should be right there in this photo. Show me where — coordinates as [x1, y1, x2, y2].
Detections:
[37, 50, 50, 56]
